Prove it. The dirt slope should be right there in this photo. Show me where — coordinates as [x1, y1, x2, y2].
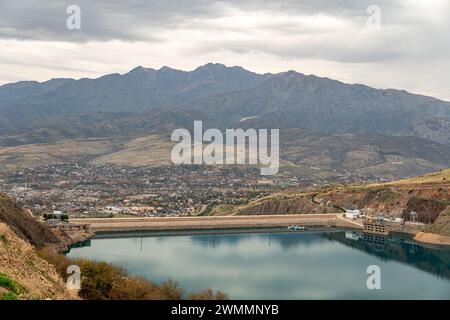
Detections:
[0, 193, 76, 299]
[0, 193, 60, 248]
[0, 223, 75, 300]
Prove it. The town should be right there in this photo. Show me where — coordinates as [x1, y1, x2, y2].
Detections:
[0, 162, 388, 219]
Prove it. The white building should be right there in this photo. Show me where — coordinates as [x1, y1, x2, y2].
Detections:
[52, 210, 62, 217]
[344, 209, 361, 219]
[345, 232, 360, 241]
[104, 206, 124, 214]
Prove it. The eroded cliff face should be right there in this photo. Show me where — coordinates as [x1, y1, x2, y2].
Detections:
[316, 184, 450, 222]
[426, 207, 450, 236]
[237, 179, 450, 235]
[238, 195, 341, 215]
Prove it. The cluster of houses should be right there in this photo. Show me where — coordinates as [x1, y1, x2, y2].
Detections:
[103, 205, 170, 216]
[344, 208, 405, 223]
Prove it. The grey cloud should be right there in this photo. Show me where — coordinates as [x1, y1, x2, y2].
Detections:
[0, 0, 449, 97]
[0, 0, 397, 42]
[1, 0, 448, 64]
[0, 0, 227, 42]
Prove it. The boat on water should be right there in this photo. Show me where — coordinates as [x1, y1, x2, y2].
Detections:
[288, 225, 307, 231]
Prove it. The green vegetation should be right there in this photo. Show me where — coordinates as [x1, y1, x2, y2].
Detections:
[0, 292, 18, 300]
[43, 213, 69, 221]
[38, 248, 228, 300]
[0, 273, 23, 300]
[200, 204, 236, 216]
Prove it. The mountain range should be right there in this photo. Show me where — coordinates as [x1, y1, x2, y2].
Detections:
[0, 63, 450, 180]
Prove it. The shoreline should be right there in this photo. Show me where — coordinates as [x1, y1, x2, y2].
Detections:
[414, 232, 450, 246]
[69, 214, 450, 246]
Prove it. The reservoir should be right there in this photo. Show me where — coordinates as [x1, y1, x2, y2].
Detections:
[67, 228, 450, 299]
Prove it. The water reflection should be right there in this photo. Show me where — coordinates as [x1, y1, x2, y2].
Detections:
[322, 231, 450, 280]
[68, 229, 450, 299]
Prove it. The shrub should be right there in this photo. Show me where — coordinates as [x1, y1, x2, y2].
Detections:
[74, 258, 125, 300]
[0, 292, 18, 300]
[38, 249, 228, 300]
[214, 291, 229, 300]
[109, 276, 162, 300]
[160, 278, 184, 300]
[37, 247, 71, 281]
[189, 288, 229, 300]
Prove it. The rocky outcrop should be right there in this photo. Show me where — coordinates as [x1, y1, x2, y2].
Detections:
[425, 208, 450, 236]
[402, 198, 447, 224]
[48, 225, 94, 252]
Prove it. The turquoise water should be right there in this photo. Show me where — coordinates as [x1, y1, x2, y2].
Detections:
[67, 229, 450, 299]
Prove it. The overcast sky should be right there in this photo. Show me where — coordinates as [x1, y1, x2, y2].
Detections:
[0, 0, 449, 100]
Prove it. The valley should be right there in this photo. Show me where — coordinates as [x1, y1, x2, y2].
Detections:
[1, 64, 449, 245]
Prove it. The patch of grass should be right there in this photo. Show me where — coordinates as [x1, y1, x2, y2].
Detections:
[0, 292, 17, 300]
[0, 274, 20, 293]
[0, 273, 23, 300]
[205, 204, 236, 216]
[0, 292, 18, 300]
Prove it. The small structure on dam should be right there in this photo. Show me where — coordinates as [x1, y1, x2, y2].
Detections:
[363, 217, 389, 236]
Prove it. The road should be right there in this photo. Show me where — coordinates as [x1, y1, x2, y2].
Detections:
[336, 213, 364, 227]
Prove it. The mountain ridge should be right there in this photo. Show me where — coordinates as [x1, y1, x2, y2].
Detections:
[0, 63, 449, 180]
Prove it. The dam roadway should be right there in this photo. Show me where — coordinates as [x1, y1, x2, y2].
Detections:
[70, 214, 360, 233]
